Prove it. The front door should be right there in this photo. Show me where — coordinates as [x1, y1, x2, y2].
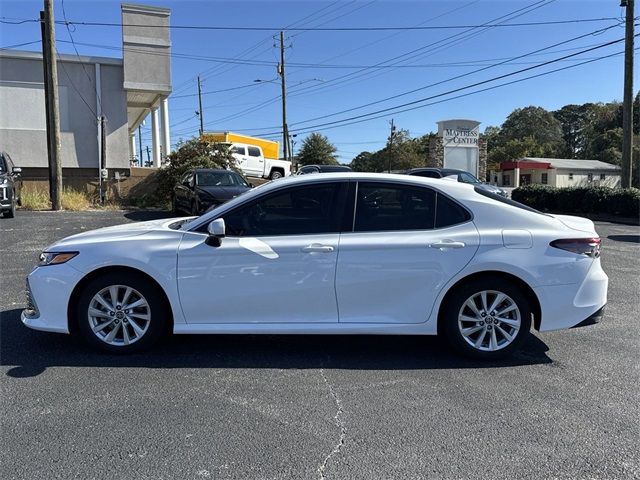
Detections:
[336, 182, 479, 324]
[177, 182, 348, 324]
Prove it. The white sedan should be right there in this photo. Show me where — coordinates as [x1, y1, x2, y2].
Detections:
[22, 173, 607, 359]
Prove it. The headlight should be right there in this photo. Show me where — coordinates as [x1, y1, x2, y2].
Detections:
[38, 251, 78, 266]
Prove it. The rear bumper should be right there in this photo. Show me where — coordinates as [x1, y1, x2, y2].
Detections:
[535, 258, 608, 332]
[571, 305, 605, 329]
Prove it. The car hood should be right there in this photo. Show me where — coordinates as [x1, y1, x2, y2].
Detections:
[197, 185, 249, 200]
[47, 217, 189, 250]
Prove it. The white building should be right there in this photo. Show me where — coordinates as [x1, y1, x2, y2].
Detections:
[0, 3, 171, 184]
[491, 157, 621, 188]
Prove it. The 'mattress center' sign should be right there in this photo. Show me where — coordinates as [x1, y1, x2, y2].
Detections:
[437, 119, 480, 147]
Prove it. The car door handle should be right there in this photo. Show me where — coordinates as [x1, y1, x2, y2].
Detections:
[429, 240, 466, 249]
[301, 244, 334, 253]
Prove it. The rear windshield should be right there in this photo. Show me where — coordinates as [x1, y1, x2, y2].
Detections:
[473, 186, 544, 214]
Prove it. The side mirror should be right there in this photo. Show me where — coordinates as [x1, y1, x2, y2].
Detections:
[249, 183, 255, 188]
[206, 218, 225, 247]
[12, 167, 22, 175]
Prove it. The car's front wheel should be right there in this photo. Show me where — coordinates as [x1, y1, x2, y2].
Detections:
[442, 278, 531, 359]
[4, 192, 16, 218]
[75, 272, 168, 353]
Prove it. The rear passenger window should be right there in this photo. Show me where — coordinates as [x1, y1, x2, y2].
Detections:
[248, 147, 261, 157]
[354, 183, 436, 232]
[232, 146, 246, 155]
[435, 193, 471, 228]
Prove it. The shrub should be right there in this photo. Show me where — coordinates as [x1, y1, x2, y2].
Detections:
[512, 185, 640, 218]
[157, 137, 237, 200]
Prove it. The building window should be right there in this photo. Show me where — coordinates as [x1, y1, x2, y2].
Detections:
[587, 173, 593, 182]
[541, 173, 548, 184]
[600, 174, 606, 180]
[568, 173, 574, 181]
[503, 175, 510, 186]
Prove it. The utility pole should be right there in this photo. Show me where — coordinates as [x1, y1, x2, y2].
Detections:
[197, 75, 204, 136]
[138, 124, 143, 167]
[388, 119, 396, 173]
[621, 0, 635, 188]
[279, 31, 289, 162]
[146, 146, 151, 166]
[41, 0, 62, 210]
[99, 115, 106, 203]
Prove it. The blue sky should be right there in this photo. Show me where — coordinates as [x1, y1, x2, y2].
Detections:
[0, 0, 636, 163]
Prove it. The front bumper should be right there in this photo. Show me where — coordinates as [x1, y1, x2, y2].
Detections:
[21, 263, 83, 334]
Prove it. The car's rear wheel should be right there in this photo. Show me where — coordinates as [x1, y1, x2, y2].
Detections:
[270, 170, 283, 180]
[442, 278, 531, 359]
[76, 272, 168, 353]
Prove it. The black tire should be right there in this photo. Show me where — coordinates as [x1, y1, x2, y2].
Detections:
[270, 170, 284, 180]
[75, 272, 169, 353]
[4, 194, 15, 218]
[442, 277, 531, 359]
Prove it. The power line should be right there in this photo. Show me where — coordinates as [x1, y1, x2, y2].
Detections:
[0, 40, 41, 49]
[60, 0, 102, 113]
[290, 23, 625, 128]
[283, 0, 555, 101]
[43, 16, 625, 31]
[255, 39, 633, 137]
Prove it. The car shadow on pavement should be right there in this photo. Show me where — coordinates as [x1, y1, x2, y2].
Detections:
[0, 308, 552, 378]
[123, 210, 176, 222]
[607, 234, 640, 244]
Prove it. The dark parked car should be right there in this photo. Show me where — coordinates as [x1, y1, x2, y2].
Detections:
[406, 168, 507, 197]
[173, 169, 251, 216]
[296, 164, 352, 175]
[0, 151, 22, 218]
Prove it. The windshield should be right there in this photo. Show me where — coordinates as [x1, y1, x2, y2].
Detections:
[197, 171, 248, 187]
[457, 172, 481, 184]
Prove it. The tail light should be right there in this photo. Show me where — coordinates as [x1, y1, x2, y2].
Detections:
[550, 237, 601, 257]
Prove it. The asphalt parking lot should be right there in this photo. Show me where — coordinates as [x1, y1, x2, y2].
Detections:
[1, 211, 639, 480]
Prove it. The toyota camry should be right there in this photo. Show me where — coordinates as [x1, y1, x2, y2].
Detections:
[22, 173, 607, 359]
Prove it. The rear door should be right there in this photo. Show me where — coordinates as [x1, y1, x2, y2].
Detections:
[336, 181, 479, 324]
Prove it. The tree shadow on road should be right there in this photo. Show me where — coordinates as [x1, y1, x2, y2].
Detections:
[1, 308, 552, 378]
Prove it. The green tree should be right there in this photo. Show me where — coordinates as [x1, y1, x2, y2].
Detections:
[500, 106, 565, 152]
[350, 151, 375, 172]
[297, 132, 338, 166]
[158, 137, 236, 199]
[488, 137, 550, 164]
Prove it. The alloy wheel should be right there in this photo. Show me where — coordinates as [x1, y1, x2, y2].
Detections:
[457, 290, 521, 352]
[87, 285, 151, 346]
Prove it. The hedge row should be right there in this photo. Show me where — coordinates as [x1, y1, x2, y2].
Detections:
[511, 185, 640, 218]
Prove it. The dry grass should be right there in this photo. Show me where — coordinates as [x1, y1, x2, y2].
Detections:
[19, 189, 51, 210]
[60, 188, 92, 211]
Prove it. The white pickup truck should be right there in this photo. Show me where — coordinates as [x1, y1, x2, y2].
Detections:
[227, 142, 291, 180]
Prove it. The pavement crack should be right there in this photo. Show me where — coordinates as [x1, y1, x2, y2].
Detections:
[317, 367, 347, 480]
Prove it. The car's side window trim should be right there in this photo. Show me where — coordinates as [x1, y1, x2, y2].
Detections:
[342, 180, 473, 234]
[194, 180, 351, 236]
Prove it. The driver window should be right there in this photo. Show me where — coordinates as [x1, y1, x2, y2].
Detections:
[223, 183, 342, 237]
